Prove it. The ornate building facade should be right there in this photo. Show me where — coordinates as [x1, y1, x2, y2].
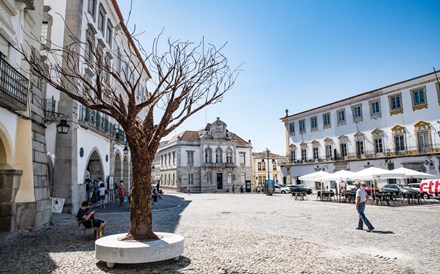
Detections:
[157, 118, 253, 193]
[281, 72, 440, 188]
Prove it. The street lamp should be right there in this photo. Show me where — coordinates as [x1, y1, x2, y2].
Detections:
[123, 145, 129, 155]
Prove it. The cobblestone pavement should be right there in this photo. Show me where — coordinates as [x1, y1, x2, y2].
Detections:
[0, 192, 438, 273]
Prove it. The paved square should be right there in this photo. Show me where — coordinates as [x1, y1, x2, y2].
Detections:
[0, 192, 438, 273]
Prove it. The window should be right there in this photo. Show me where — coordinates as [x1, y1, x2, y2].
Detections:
[41, 22, 48, 44]
[374, 138, 383, 154]
[417, 131, 430, 153]
[272, 161, 276, 171]
[85, 39, 93, 62]
[216, 147, 223, 163]
[389, 93, 403, 115]
[289, 122, 295, 134]
[106, 20, 113, 47]
[370, 100, 381, 118]
[115, 48, 121, 73]
[325, 145, 332, 160]
[205, 148, 212, 163]
[411, 87, 427, 110]
[188, 174, 193, 185]
[323, 113, 331, 128]
[299, 119, 305, 133]
[226, 149, 233, 163]
[207, 173, 212, 184]
[290, 150, 296, 162]
[313, 147, 319, 160]
[239, 152, 245, 166]
[261, 160, 266, 171]
[258, 161, 262, 171]
[98, 4, 106, 33]
[173, 152, 175, 165]
[187, 151, 194, 166]
[88, 0, 97, 18]
[301, 148, 307, 161]
[395, 135, 405, 152]
[356, 141, 364, 158]
[310, 116, 317, 131]
[337, 109, 345, 125]
[352, 104, 363, 122]
[160, 155, 163, 167]
[340, 143, 347, 158]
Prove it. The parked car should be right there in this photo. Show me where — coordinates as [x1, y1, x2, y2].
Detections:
[381, 184, 417, 197]
[274, 185, 291, 194]
[297, 184, 313, 194]
[287, 185, 307, 194]
[407, 183, 438, 199]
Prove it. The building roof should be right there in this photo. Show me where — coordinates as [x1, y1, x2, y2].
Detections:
[281, 71, 439, 120]
[165, 130, 250, 146]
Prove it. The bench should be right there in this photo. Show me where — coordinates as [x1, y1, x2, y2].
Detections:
[77, 218, 98, 237]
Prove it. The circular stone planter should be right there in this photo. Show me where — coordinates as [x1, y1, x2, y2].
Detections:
[95, 232, 184, 268]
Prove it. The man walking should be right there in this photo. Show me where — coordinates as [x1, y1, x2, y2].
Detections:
[355, 181, 374, 232]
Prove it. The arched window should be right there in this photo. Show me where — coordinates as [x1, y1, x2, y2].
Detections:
[226, 148, 233, 163]
[216, 147, 223, 163]
[205, 147, 212, 163]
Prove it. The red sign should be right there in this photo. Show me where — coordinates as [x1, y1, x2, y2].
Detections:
[420, 180, 440, 194]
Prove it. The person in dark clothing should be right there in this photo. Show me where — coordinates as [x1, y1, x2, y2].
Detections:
[76, 201, 106, 238]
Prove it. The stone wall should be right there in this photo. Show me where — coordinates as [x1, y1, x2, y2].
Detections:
[0, 167, 22, 232]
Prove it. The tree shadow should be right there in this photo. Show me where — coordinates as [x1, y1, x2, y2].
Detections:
[96, 256, 192, 272]
[0, 194, 191, 273]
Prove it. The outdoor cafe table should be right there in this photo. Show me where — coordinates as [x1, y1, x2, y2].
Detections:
[317, 190, 334, 201]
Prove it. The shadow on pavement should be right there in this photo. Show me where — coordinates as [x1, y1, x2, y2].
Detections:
[0, 193, 191, 273]
[371, 230, 394, 234]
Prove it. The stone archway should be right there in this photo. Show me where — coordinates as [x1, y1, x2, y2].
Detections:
[86, 149, 104, 185]
[0, 127, 22, 232]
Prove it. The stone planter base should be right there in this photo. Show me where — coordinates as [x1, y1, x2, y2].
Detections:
[95, 232, 184, 268]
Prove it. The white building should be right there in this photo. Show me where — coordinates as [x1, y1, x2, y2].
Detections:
[157, 118, 253, 193]
[0, 0, 53, 232]
[281, 72, 440, 189]
[42, 0, 149, 213]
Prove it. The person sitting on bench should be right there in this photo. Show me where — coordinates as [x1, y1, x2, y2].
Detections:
[76, 201, 106, 238]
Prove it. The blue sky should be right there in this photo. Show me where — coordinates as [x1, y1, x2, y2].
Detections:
[118, 0, 440, 155]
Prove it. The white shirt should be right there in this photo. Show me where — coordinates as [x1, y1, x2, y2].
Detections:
[355, 187, 367, 203]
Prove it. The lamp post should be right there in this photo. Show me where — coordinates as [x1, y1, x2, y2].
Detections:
[262, 148, 276, 195]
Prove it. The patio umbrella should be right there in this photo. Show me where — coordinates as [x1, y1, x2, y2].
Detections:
[392, 167, 435, 179]
[320, 170, 356, 181]
[298, 170, 330, 181]
[349, 167, 405, 181]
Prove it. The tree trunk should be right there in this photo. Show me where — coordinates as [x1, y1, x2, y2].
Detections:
[125, 144, 159, 241]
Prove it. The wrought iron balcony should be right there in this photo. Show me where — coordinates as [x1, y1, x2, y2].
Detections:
[0, 57, 29, 111]
[77, 105, 126, 142]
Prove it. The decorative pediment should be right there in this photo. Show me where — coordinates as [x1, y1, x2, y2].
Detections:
[338, 135, 348, 143]
[371, 128, 384, 137]
[391, 125, 406, 134]
[414, 121, 430, 131]
[311, 140, 319, 146]
[353, 131, 365, 141]
[300, 142, 307, 148]
[289, 144, 296, 149]
[323, 137, 333, 145]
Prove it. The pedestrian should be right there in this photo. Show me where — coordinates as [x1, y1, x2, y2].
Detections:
[118, 182, 126, 205]
[98, 183, 107, 208]
[240, 185, 244, 193]
[114, 181, 119, 201]
[93, 179, 99, 203]
[85, 178, 93, 203]
[232, 184, 235, 194]
[355, 181, 374, 232]
[187, 186, 191, 195]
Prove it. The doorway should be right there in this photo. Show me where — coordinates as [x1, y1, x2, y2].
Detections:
[216, 173, 223, 189]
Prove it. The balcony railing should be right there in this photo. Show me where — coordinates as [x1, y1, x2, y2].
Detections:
[78, 105, 126, 142]
[0, 57, 29, 111]
[290, 144, 439, 165]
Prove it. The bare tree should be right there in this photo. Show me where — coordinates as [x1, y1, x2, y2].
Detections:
[18, 17, 238, 240]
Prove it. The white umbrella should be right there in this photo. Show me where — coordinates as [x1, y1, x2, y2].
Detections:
[321, 170, 356, 181]
[349, 167, 405, 181]
[298, 170, 330, 181]
[392, 167, 435, 179]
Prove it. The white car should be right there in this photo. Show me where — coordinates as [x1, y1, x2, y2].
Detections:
[274, 185, 291, 194]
